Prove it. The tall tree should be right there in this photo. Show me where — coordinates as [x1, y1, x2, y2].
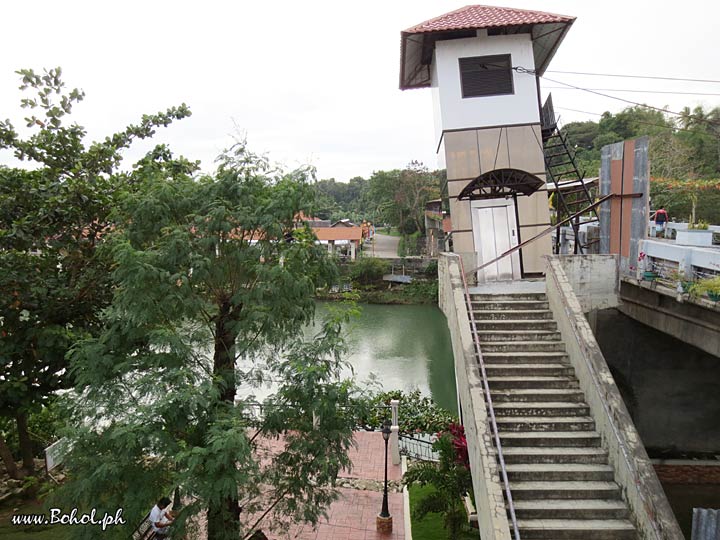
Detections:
[0, 68, 191, 478]
[395, 161, 441, 234]
[59, 143, 362, 540]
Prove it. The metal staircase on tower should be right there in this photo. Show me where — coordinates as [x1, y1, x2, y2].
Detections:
[540, 95, 598, 254]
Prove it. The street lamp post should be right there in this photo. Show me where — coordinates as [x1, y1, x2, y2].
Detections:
[376, 419, 393, 533]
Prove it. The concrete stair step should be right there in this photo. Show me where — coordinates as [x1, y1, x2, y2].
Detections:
[512, 499, 629, 520]
[475, 320, 558, 331]
[473, 309, 553, 320]
[484, 364, 573, 377]
[516, 518, 635, 539]
[494, 402, 590, 417]
[501, 447, 609, 464]
[496, 416, 595, 432]
[487, 376, 579, 389]
[490, 388, 586, 403]
[506, 463, 614, 482]
[480, 341, 566, 352]
[472, 300, 549, 310]
[471, 293, 547, 302]
[481, 351, 569, 363]
[500, 431, 601, 447]
[476, 331, 562, 342]
[510, 481, 621, 500]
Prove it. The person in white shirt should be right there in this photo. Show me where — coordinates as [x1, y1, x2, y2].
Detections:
[148, 497, 173, 538]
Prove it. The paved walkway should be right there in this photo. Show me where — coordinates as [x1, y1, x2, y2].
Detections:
[251, 431, 405, 540]
[291, 488, 404, 540]
[368, 234, 400, 259]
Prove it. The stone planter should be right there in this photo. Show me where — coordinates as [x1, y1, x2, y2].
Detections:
[676, 229, 713, 247]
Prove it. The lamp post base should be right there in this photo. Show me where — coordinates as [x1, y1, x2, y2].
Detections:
[376, 514, 393, 534]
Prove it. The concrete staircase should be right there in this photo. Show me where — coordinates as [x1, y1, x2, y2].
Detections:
[471, 291, 638, 540]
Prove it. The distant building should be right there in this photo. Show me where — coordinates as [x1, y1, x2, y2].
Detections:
[331, 219, 357, 228]
[313, 226, 363, 260]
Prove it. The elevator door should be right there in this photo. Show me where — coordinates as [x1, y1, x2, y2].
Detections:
[472, 202, 520, 282]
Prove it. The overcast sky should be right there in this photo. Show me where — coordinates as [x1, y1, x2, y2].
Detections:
[2, 0, 718, 181]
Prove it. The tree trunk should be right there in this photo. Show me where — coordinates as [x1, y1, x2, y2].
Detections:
[213, 299, 237, 404]
[0, 432, 21, 479]
[16, 411, 35, 476]
[208, 298, 240, 540]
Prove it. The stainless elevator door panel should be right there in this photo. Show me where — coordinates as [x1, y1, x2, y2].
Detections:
[472, 202, 519, 282]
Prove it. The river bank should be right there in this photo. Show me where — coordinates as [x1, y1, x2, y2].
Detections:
[316, 279, 438, 305]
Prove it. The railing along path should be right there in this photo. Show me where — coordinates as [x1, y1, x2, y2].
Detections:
[459, 256, 521, 540]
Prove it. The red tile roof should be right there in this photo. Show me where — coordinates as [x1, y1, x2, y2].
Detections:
[399, 4, 575, 88]
[312, 227, 363, 242]
[404, 4, 574, 34]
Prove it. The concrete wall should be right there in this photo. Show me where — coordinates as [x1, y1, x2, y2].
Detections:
[555, 255, 621, 312]
[594, 306, 720, 454]
[439, 253, 511, 540]
[433, 33, 539, 142]
[545, 257, 683, 540]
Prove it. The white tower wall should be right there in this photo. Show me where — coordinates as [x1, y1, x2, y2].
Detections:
[432, 32, 539, 145]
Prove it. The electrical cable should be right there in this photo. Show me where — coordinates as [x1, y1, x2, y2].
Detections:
[545, 70, 720, 85]
[545, 87, 720, 97]
[513, 66, 720, 128]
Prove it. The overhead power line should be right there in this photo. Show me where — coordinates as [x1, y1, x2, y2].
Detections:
[540, 74, 692, 118]
[546, 70, 720, 85]
[513, 67, 720, 128]
[495, 66, 720, 130]
[545, 87, 720, 97]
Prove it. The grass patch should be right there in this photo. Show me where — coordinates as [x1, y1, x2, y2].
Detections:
[0, 499, 72, 540]
[408, 484, 477, 540]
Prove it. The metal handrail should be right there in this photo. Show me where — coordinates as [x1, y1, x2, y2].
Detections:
[458, 256, 520, 540]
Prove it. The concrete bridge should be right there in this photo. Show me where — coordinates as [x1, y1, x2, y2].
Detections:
[439, 253, 686, 540]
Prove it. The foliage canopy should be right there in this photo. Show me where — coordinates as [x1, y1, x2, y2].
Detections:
[56, 142, 366, 540]
[0, 67, 192, 478]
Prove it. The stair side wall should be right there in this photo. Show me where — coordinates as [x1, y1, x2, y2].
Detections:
[439, 253, 512, 540]
[544, 256, 683, 540]
[554, 254, 621, 312]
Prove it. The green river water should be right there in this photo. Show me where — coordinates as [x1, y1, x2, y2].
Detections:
[316, 301, 458, 414]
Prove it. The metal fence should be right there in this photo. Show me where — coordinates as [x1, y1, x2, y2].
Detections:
[398, 433, 438, 462]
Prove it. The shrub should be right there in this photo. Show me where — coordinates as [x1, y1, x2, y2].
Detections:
[355, 389, 456, 434]
[690, 276, 720, 299]
[424, 260, 438, 277]
[349, 257, 389, 285]
[397, 236, 407, 257]
[404, 280, 438, 304]
[403, 427, 473, 540]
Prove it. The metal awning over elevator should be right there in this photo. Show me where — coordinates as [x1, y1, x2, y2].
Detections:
[457, 168, 545, 201]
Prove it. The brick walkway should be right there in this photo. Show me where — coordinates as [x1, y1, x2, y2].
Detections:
[290, 488, 404, 540]
[186, 431, 405, 539]
[276, 431, 405, 540]
[340, 431, 403, 482]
